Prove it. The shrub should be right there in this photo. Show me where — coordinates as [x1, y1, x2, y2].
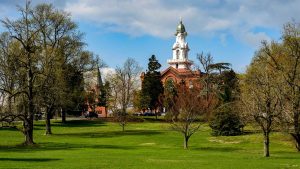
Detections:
[209, 109, 244, 136]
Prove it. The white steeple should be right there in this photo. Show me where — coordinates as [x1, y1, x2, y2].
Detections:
[168, 19, 192, 69]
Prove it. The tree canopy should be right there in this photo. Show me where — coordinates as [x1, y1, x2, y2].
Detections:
[0, 1, 94, 144]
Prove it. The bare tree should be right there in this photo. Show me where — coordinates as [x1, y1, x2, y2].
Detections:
[196, 52, 219, 119]
[168, 84, 205, 149]
[108, 58, 141, 131]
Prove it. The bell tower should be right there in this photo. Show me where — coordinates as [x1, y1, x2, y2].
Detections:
[168, 19, 192, 69]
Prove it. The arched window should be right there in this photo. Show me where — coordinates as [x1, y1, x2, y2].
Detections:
[165, 78, 176, 93]
[167, 78, 174, 83]
[176, 50, 179, 59]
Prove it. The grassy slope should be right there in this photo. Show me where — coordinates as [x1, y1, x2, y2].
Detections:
[0, 119, 299, 169]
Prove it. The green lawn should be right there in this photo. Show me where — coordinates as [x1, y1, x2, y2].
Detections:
[0, 119, 299, 169]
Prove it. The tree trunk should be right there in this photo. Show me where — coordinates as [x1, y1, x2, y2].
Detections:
[45, 109, 52, 135]
[263, 132, 270, 157]
[61, 108, 66, 124]
[296, 135, 300, 152]
[122, 123, 125, 132]
[23, 117, 34, 145]
[183, 135, 189, 149]
[24, 56, 35, 145]
[121, 109, 126, 131]
[291, 133, 300, 151]
[293, 111, 300, 151]
[24, 72, 35, 145]
[8, 95, 12, 114]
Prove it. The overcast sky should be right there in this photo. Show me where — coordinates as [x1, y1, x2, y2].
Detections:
[0, 0, 299, 72]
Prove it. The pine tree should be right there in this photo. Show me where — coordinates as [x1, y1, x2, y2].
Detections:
[140, 55, 164, 118]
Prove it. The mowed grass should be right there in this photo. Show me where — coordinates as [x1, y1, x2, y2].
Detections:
[0, 119, 300, 169]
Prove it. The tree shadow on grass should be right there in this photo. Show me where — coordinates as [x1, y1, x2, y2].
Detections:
[143, 117, 167, 123]
[270, 156, 300, 159]
[0, 127, 19, 131]
[38, 142, 137, 151]
[34, 119, 107, 128]
[0, 141, 137, 153]
[57, 119, 107, 127]
[53, 129, 163, 138]
[194, 146, 242, 152]
[0, 157, 60, 162]
[242, 130, 261, 135]
[0, 127, 163, 153]
[269, 150, 300, 159]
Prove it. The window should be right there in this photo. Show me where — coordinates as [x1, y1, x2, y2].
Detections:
[189, 81, 193, 88]
[167, 78, 174, 83]
[165, 78, 176, 93]
[176, 50, 179, 59]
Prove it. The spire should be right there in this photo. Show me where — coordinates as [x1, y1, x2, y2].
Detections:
[97, 64, 103, 88]
[95, 56, 104, 88]
[168, 19, 192, 69]
[175, 18, 187, 35]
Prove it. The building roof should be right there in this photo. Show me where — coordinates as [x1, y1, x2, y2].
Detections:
[161, 66, 201, 79]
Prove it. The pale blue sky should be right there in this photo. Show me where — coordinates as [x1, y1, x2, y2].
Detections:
[0, 0, 298, 72]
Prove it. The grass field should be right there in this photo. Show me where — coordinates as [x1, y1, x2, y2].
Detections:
[0, 118, 300, 169]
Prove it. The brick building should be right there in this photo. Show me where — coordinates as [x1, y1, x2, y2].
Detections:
[160, 19, 201, 87]
[83, 67, 107, 117]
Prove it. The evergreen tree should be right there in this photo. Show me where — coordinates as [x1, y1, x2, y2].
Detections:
[209, 69, 244, 136]
[148, 55, 162, 72]
[140, 55, 164, 118]
[91, 56, 109, 116]
[219, 69, 239, 103]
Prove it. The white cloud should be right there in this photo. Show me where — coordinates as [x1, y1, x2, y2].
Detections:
[64, 0, 200, 38]
[63, 0, 300, 47]
[242, 31, 271, 48]
[203, 18, 231, 31]
[1, 0, 300, 48]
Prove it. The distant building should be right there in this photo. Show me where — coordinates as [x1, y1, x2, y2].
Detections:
[83, 67, 107, 117]
[139, 20, 202, 114]
[160, 19, 201, 87]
